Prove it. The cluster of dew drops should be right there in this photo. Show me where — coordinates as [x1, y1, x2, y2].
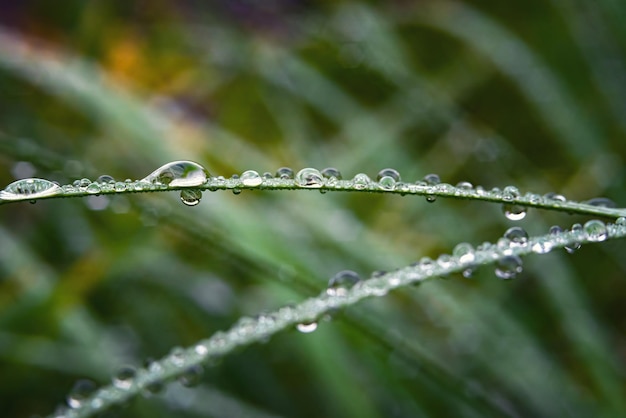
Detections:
[17, 162, 619, 417]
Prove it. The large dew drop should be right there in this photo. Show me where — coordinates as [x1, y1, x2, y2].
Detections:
[142, 161, 209, 187]
[0, 178, 62, 201]
[376, 168, 401, 190]
[67, 379, 97, 409]
[502, 204, 527, 221]
[296, 168, 324, 188]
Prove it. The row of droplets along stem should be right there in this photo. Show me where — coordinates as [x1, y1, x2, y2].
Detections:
[48, 217, 624, 418]
[1, 161, 623, 219]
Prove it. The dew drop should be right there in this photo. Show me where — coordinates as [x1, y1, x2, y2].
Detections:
[549, 225, 563, 235]
[566, 224, 583, 253]
[425, 195, 437, 203]
[240, 170, 262, 187]
[179, 365, 204, 387]
[376, 168, 401, 190]
[502, 185, 520, 201]
[423, 174, 440, 185]
[96, 174, 115, 184]
[86, 183, 101, 194]
[544, 192, 566, 203]
[296, 322, 318, 333]
[142, 161, 209, 187]
[180, 189, 202, 206]
[531, 237, 553, 254]
[504, 226, 528, 247]
[326, 270, 361, 297]
[78, 178, 92, 188]
[275, 167, 294, 179]
[321, 167, 342, 180]
[456, 181, 473, 190]
[67, 379, 97, 409]
[495, 255, 523, 280]
[295, 168, 324, 188]
[112, 366, 136, 390]
[583, 219, 608, 242]
[114, 182, 127, 192]
[453, 242, 476, 264]
[352, 173, 371, 190]
[502, 204, 527, 221]
[617, 217, 626, 226]
[585, 197, 616, 208]
[0, 178, 62, 201]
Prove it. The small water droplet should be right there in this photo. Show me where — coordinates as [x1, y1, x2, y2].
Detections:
[96, 175, 115, 184]
[180, 189, 202, 206]
[263, 172, 273, 179]
[326, 270, 361, 297]
[67, 379, 97, 409]
[376, 168, 401, 190]
[423, 174, 440, 185]
[295, 168, 324, 188]
[297, 322, 318, 333]
[275, 167, 294, 179]
[321, 167, 342, 180]
[0, 178, 62, 201]
[544, 192, 566, 203]
[565, 224, 583, 253]
[352, 173, 371, 190]
[453, 242, 476, 264]
[495, 255, 523, 280]
[617, 217, 626, 226]
[585, 197, 616, 208]
[502, 204, 527, 221]
[86, 183, 101, 194]
[549, 225, 563, 235]
[240, 170, 263, 186]
[502, 185, 520, 202]
[78, 178, 92, 188]
[504, 226, 528, 247]
[169, 347, 186, 367]
[584, 219, 607, 242]
[531, 237, 553, 254]
[425, 195, 437, 203]
[112, 366, 136, 390]
[437, 254, 454, 269]
[114, 182, 127, 192]
[456, 181, 473, 190]
[142, 161, 209, 187]
[179, 365, 204, 387]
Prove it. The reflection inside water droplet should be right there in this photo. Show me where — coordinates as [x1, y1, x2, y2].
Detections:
[0, 178, 62, 201]
[142, 161, 209, 187]
[327, 270, 361, 297]
[495, 255, 523, 280]
[67, 379, 97, 409]
[180, 189, 202, 206]
[240, 170, 262, 187]
[296, 168, 324, 188]
[504, 226, 528, 246]
[583, 219, 607, 242]
[502, 204, 527, 221]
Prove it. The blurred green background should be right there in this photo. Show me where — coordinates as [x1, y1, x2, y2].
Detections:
[1, 1, 625, 417]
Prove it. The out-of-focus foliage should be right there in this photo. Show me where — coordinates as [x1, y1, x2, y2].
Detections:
[0, 1, 625, 417]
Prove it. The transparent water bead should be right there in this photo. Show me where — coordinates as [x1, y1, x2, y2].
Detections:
[544, 192, 566, 203]
[456, 181, 473, 190]
[453, 242, 476, 264]
[565, 224, 583, 253]
[502, 185, 520, 202]
[377, 168, 401, 190]
[0, 178, 62, 201]
[275, 167, 294, 179]
[531, 237, 553, 254]
[67, 379, 97, 409]
[180, 189, 202, 206]
[295, 168, 324, 188]
[321, 167, 342, 180]
[113, 366, 137, 390]
[504, 226, 529, 247]
[179, 365, 204, 387]
[327, 270, 361, 297]
[142, 161, 209, 187]
[584, 219, 608, 242]
[86, 183, 101, 194]
[502, 204, 527, 221]
[96, 174, 115, 184]
[296, 322, 318, 333]
[495, 255, 523, 280]
[585, 197, 616, 208]
[240, 170, 263, 187]
[352, 173, 372, 190]
[423, 173, 440, 185]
